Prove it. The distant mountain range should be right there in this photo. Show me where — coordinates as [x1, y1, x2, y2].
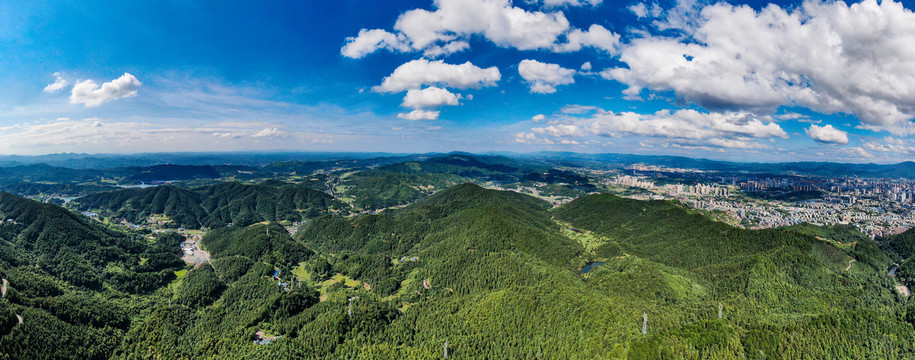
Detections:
[2, 151, 915, 179]
[0, 152, 411, 169]
[514, 151, 915, 179]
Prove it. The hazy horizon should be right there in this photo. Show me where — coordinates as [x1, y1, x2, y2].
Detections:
[0, 149, 913, 166]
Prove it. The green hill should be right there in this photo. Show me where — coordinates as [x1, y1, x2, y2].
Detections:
[70, 182, 346, 228]
[198, 182, 343, 227]
[72, 186, 207, 228]
[0, 193, 185, 360]
[100, 184, 915, 359]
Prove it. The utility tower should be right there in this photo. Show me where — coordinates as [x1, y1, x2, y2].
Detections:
[348, 296, 359, 318]
[642, 312, 648, 335]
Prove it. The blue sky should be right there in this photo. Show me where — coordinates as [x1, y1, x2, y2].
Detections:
[1, 0, 915, 162]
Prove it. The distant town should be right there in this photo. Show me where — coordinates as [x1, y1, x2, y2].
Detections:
[581, 165, 915, 239]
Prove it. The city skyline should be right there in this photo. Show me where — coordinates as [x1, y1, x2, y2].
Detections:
[1, 0, 915, 163]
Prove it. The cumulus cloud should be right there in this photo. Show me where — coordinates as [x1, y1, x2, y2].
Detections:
[253, 127, 281, 137]
[374, 59, 500, 93]
[580, 62, 592, 71]
[588, 109, 787, 142]
[628, 2, 663, 19]
[70, 73, 141, 107]
[605, 0, 915, 134]
[862, 137, 915, 154]
[521, 107, 787, 149]
[514, 132, 554, 144]
[397, 109, 441, 120]
[342, 0, 619, 58]
[43, 72, 68, 93]
[341, 29, 411, 58]
[401, 87, 461, 109]
[518, 59, 576, 94]
[422, 41, 470, 58]
[805, 124, 849, 145]
[552, 24, 620, 53]
[531, 114, 546, 122]
[629, 3, 649, 17]
[532, 123, 586, 137]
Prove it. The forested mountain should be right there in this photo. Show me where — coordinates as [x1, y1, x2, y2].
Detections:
[50, 183, 909, 359]
[879, 228, 915, 290]
[336, 154, 595, 210]
[0, 193, 185, 359]
[197, 182, 343, 227]
[71, 182, 346, 228]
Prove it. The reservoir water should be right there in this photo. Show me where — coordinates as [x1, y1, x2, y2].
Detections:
[581, 262, 605, 274]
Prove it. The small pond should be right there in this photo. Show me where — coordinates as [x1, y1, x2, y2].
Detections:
[581, 262, 605, 274]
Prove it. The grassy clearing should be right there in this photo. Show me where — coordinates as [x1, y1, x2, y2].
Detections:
[167, 269, 189, 290]
[556, 220, 607, 252]
[291, 262, 311, 282]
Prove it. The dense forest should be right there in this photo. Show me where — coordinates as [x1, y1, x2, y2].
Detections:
[2, 183, 915, 359]
[70, 182, 346, 229]
[0, 192, 185, 360]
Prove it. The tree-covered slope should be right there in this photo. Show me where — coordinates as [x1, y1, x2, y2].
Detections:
[0, 193, 185, 360]
[110, 183, 915, 359]
[73, 186, 207, 228]
[553, 193, 907, 358]
[5, 184, 914, 359]
[198, 182, 343, 227]
[70, 182, 347, 228]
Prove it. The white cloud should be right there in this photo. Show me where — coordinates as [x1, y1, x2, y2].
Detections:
[344, 0, 619, 58]
[43, 72, 68, 93]
[397, 109, 440, 120]
[341, 29, 411, 58]
[70, 73, 141, 107]
[0, 118, 359, 154]
[401, 87, 461, 109]
[374, 59, 500, 93]
[518, 59, 575, 94]
[629, 3, 649, 18]
[605, 0, 915, 135]
[553, 24, 620, 53]
[253, 127, 281, 137]
[531, 114, 546, 122]
[532, 124, 586, 137]
[521, 107, 787, 149]
[805, 124, 849, 145]
[580, 62, 592, 71]
[834, 146, 874, 160]
[540, 0, 602, 8]
[586, 109, 787, 142]
[629, 2, 665, 19]
[560, 104, 599, 114]
[861, 137, 915, 154]
[423, 41, 471, 58]
[514, 132, 555, 144]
